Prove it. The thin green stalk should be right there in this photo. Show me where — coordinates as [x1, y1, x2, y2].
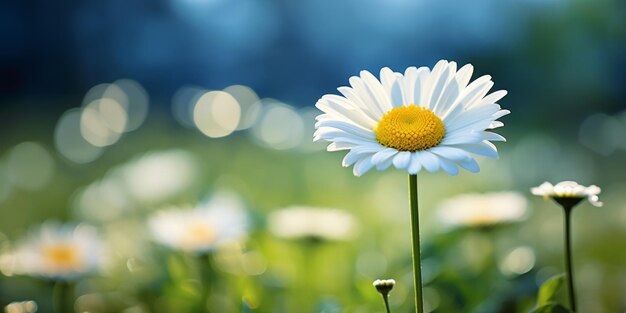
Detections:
[408, 174, 424, 313]
[382, 294, 391, 313]
[197, 254, 214, 313]
[53, 281, 71, 313]
[563, 207, 577, 312]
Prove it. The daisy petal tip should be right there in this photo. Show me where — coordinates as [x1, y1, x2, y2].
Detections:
[381, 67, 393, 74]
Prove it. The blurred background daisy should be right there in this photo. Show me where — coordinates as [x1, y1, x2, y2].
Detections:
[148, 192, 248, 253]
[437, 191, 528, 228]
[268, 206, 359, 242]
[6, 222, 106, 280]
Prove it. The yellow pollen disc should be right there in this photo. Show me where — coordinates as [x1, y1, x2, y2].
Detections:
[184, 224, 216, 247]
[42, 244, 80, 269]
[375, 105, 445, 151]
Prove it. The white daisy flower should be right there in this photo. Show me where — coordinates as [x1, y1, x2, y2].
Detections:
[10, 222, 105, 280]
[436, 191, 528, 228]
[531, 181, 602, 207]
[267, 206, 359, 241]
[148, 193, 248, 253]
[314, 60, 509, 176]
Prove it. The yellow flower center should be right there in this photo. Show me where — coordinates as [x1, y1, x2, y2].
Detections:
[466, 213, 499, 226]
[375, 105, 445, 151]
[183, 223, 217, 248]
[42, 244, 81, 270]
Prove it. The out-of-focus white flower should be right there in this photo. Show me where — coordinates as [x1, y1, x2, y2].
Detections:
[10, 222, 105, 280]
[268, 206, 359, 241]
[4, 300, 38, 313]
[437, 192, 528, 227]
[121, 150, 198, 204]
[148, 193, 248, 253]
[531, 181, 602, 207]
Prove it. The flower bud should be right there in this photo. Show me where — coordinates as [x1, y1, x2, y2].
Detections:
[373, 279, 395, 295]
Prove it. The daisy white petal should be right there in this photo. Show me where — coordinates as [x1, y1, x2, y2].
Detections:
[380, 67, 398, 93]
[440, 132, 483, 145]
[360, 70, 392, 113]
[353, 156, 375, 176]
[489, 121, 505, 129]
[317, 95, 377, 128]
[455, 63, 474, 89]
[349, 76, 386, 118]
[342, 145, 382, 167]
[417, 151, 440, 173]
[444, 104, 502, 134]
[408, 153, 422, 174]
[452, 142, 499, 159]
[337, 86, 382, 121]
[422, 60, 450, 111]
[458, 157, 480, 173]
[412, 67, 430, 106]
[479, 90, 508, 106]
[392, 151, 412, 169]
[428, 146, 472, 162]
[457, 75, 493, 109]
[390, 80, 405, 108]
[375, 157, 394, 171]
[315, 120, 376, 140]
[437, 156, 460, 176]
[480, 131, 507, 142]
[371, 148, 398, 165]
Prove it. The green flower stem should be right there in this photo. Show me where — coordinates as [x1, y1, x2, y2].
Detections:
[197, 254, 215, 313]
[53, 281, 71, 313]
[382, 293, 392, 313]
[563, 207, 577, 312]
[408, 174, 424, 313]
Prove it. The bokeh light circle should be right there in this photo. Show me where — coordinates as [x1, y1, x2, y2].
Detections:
[54, 109, 103, 164]
[223, 85, 261, 130]
[250, 99, 304, 150]
[5, 142, 55, 191]
[80, 99, 127, 147]
[193, 91, 241, 138]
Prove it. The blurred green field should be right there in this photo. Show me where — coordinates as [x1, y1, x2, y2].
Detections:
[1, 109, 625, 313]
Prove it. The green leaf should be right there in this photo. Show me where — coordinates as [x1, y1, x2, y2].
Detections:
[530, 303, 572, 313]
[537, 273, 565, 306]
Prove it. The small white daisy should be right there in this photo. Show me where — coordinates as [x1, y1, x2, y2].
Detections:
[436, 191, 528, 228]
[267, 206, 359, 241]
[314, 60, 509, 176]
[531, 181, 602, 207]
[148, 193, 248, 253]
[10, 222, 105, 280]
